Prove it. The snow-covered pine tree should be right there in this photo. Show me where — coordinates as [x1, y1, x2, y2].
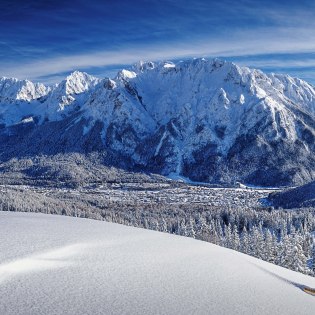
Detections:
[231, 227, 240, 251]
[187, 218, 196, 239]
[178, 220, 187, 236]
[261, 230, 272, 262]
[208, 220, 219, 245]
[196, 216, 208, 241]
[159, 217, 168, 232]
[251, 226, 264, 259]
[240, 226, 250, 255]
[287, 235, 308, 274]
[224, 224, 232, 249]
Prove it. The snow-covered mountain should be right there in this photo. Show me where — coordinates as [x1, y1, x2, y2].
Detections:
[0, 58, 314, 186]
[0, 71, 100, 125]
[1, 211, 315, 315]
[0, 77, 48, 102]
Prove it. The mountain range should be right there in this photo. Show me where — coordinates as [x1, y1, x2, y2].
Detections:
[0, 58, 314, 187]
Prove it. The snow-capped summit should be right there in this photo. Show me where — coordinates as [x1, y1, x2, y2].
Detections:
[116, 69, 137, 80]
[270, 73, 315, 115]
[0, 77, 49, 103]
[43, 71, 100, 113]
[0, 58, 314, 186]
[132, 60, 155, 72]
[58, 71, 100, 95]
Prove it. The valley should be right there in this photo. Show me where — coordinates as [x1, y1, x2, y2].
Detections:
[0, 180, 271, 208]
[2, 1, 315, 314]
[0, 58, 314, 277]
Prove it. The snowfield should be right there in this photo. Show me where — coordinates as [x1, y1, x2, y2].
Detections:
[0, 212, 315, 315]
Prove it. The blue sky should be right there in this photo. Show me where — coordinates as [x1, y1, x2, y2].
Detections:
[1, 0, 315, 84]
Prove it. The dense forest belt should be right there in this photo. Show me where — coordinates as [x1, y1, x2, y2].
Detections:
[0, 184, 315, 276]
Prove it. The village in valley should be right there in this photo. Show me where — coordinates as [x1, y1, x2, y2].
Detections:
[0, 180, 273, 210]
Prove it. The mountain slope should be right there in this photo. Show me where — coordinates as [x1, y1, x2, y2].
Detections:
[1, 211, 315, 315]
[0, 58, 315, 186]
[269, 180, 315, 208]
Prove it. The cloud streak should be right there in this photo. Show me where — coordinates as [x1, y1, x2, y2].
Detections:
[2, 24, 315, 82]
[1, 0, 315, 83]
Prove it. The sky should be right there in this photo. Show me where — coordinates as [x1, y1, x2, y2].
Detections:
[1, 0, 315, 84]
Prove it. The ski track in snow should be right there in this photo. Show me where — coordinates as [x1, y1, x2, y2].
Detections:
[0, 211, 315, 315]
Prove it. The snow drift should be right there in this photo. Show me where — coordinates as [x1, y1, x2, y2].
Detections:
[0, 211, 315, 315]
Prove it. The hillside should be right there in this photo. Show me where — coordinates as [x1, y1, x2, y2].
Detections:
[0, 58, 315, 187]
[0, 211, 315, 315]
[269, 180, 315, 208]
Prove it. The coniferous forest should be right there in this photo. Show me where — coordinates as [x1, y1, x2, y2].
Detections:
[1, 183, 314, 276]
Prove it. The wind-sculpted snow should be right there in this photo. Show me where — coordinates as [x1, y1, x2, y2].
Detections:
[0, 58, 314, 186]
[0, 211, 315, 315]
[0, 243, 86, 284]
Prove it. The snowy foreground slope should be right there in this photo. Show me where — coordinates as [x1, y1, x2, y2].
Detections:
[1, 212, 315, 315]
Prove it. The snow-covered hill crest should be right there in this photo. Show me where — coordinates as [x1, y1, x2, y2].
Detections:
[0, 58, 314, 186]
[1, 211, 315, 315]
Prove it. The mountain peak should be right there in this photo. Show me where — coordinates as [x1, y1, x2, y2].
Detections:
[58, 71, 100, 95]
[133, 60, 156, 73]
[0, 57, 314, 186]
[0, 76, 48, 102]
[66, 70, 92, 81]
[117, 69, 137, 80]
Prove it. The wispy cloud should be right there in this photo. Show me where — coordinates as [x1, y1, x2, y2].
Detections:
[2, 24, 315, 82]
[234, 57, 315, 71]
[1, 0, 315, 83]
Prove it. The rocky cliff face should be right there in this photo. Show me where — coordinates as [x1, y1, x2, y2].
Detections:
[0, 58, 314, 186]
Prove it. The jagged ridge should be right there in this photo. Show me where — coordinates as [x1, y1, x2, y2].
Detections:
[0, 58, 314, 186]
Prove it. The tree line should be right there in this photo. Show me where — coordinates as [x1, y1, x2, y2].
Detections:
[0, 186, 314, 276]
